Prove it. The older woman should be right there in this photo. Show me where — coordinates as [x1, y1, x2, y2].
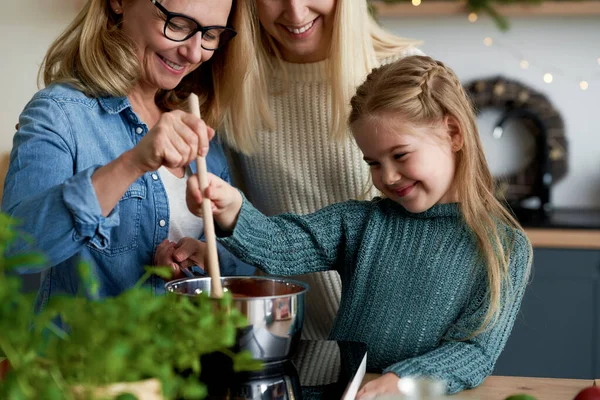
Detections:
[2, 0, 257, 311]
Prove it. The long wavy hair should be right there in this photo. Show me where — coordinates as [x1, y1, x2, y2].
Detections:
[349, 55, 532, 337]
[219, 0, 420, 153]
[40, 0, 257, 130]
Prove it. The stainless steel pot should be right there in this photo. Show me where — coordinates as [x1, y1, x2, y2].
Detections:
[165, 276, 309, 362]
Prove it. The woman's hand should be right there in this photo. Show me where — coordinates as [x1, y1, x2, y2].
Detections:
[186, 172, 242, 232]
[356, 373, 401, 400]
[129, 110, 215, 175]
[154, 238, 207, 281]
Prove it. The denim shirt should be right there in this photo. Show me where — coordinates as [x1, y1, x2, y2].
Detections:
[1, 83, 254, 311]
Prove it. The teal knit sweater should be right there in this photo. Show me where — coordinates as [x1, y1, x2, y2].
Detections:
[219, 196, 531, 394]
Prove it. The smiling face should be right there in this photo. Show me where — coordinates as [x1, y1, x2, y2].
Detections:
[256, 0, 336, 63]
[112, 0, 232, 92]
[353, 114, 462, 213]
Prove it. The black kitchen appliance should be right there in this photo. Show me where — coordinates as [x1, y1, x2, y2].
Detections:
[199, 340, 368, 400]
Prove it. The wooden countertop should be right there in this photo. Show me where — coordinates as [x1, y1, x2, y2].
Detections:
[519, 208, 600, 249]
[525, 228, 600, 250]
[361, 374, 595, 399]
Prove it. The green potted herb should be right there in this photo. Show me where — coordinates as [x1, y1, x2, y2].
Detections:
[0, 213, 261, 399]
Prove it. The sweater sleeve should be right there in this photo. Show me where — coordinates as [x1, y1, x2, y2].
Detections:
[383, 231, 532, 394]
[218, 195, 372, 276]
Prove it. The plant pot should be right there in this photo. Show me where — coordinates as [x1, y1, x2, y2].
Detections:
[72, 378, 163, 400]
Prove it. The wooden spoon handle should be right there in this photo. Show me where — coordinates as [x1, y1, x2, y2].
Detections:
[188, 94, 223, 298]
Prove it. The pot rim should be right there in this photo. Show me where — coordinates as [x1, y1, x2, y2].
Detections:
[165, 275, 310, 300]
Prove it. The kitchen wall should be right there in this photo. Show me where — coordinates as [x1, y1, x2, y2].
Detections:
[1, 2, 599, 208]
[0, 0, 77, 151]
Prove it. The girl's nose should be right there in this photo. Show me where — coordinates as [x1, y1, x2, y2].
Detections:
[283, 0, 310, 24]
[382, 167, 401, 186]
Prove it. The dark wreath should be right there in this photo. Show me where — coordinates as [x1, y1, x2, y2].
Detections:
[464, 76, 568, 219]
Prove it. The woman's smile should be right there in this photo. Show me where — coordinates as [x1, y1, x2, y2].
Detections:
[157, 54, 187, 75]
[280, 16, 318, 39]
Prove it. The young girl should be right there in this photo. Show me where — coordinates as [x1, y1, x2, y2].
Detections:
[178, 55, 532, 398]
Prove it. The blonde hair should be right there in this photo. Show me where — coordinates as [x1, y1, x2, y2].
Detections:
[219, 0, 420, 153]
[349, 55, 532, 337]
[40, 0, 256, 130]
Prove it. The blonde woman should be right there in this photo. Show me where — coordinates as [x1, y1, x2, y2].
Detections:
[2, 0, 256, 311]
[183, 55, 532, 397]
[221, 0, 424, 340]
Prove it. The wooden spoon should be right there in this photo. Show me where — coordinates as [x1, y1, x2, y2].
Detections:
[188, 93, 223, 298]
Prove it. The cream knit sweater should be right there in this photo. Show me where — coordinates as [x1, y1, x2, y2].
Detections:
[228, 47, 424, 339]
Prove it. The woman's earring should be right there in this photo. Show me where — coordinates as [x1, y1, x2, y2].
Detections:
[115, 8, 121, 13]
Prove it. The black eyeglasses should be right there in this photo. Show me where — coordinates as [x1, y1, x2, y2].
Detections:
[151, 0, 237, 50]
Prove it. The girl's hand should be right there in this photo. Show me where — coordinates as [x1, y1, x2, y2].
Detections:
[154, 239, 182, 280]
[172, 237, 207, 271]
[129, 110, 215, 175]
[154, 238, 207, 281]
[186, 172, 242, 232]
[356, 373, 401, 400]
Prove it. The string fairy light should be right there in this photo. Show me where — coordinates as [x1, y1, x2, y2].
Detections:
[480, 35, 600, 91]
[412, 0, 421, 6]
[468, 12, 478, 23]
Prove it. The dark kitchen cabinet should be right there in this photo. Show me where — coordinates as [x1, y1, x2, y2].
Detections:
[493, 248, 600, 379]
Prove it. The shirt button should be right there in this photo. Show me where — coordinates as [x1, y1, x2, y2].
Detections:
[151, 173, 158, 180]
[159, 220, 166, 227]
[135, 127, 143, 134]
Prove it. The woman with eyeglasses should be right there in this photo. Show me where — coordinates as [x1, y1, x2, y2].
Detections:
[160, 0, 424, 341]
[2, 0, 257, 310]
